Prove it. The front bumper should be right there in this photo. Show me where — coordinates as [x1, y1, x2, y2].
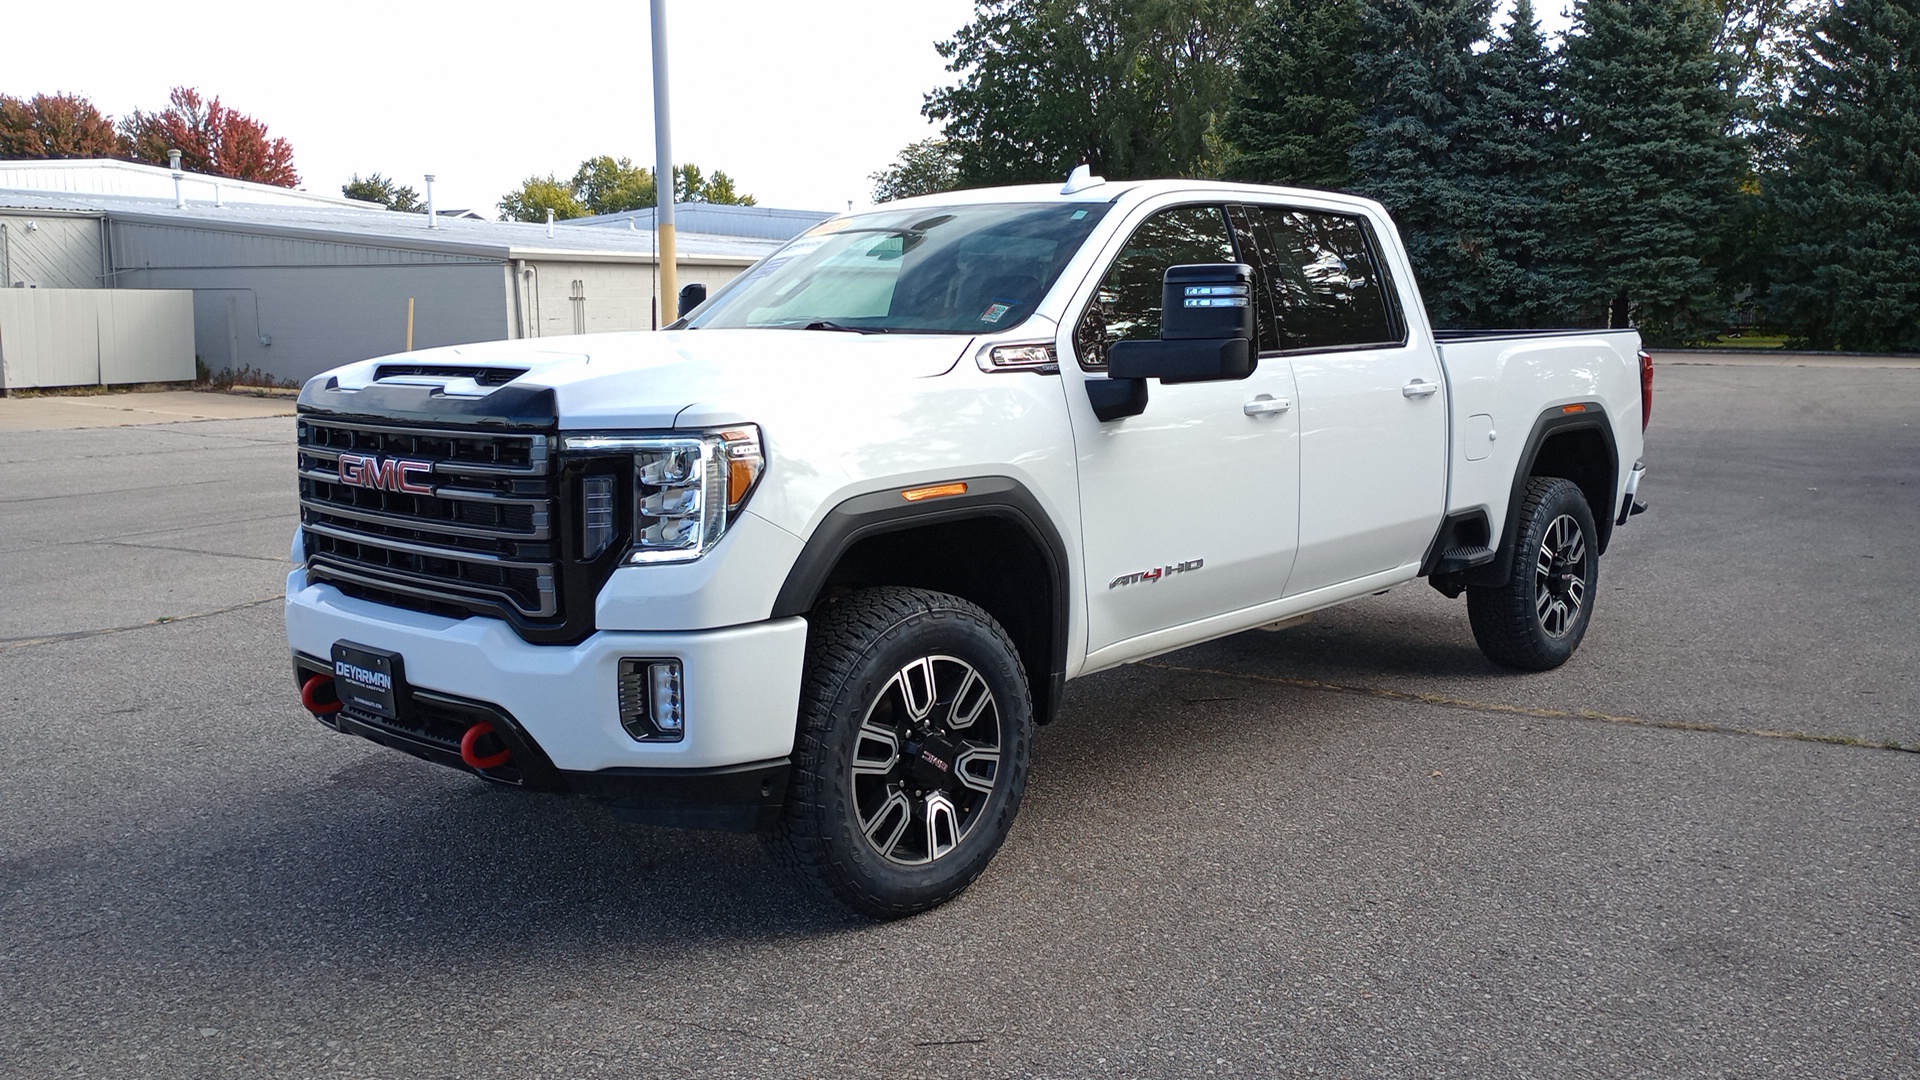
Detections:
[286, 569, 808, 823]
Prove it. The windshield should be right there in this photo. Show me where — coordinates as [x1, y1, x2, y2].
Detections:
[684, 202, 1112, 334]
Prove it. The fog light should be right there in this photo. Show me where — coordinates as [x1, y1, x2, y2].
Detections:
[649, 662, 684, 733]
[617, 657, 685, 741]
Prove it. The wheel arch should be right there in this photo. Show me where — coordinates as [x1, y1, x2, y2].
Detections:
[771, 476, 1071, 725]
[1467, 405, 1620, 587]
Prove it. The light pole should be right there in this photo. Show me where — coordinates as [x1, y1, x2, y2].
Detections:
[651, 0, 678, 324]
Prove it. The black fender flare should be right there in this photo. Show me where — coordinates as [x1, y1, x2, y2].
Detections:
[771, 476, 1072, 724]
[1465, 404, 1620, 588]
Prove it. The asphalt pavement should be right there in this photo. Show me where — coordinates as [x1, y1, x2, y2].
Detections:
[0, 371, 1914, 1079]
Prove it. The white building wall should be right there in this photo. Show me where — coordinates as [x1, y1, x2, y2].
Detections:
[517, 258, 749, 338]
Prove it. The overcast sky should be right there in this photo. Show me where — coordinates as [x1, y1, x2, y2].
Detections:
[11, 0, 979, 214]
[13, 0, 1575, 217]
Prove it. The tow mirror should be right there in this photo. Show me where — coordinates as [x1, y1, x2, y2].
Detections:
[1107, 263, 1255, 383]
[678, 282, 708, 314]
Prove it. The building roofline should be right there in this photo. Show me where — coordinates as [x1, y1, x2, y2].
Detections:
[85, 205, 764, 264]
[0, 157, 380, 209]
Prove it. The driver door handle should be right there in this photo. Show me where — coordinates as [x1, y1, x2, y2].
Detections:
[1403, 379, 1440, 398]
[1244, 395, 1292, 417]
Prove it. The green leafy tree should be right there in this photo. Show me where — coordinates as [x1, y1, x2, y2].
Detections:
[674, 163, 756, 205]
[572, 155, 657, 215]
[512, 157, 756, 220]
[1447, 0, 1584, 326]
[924, 0, 1249, 186]
[0, 92, 126, 159]
[1558, 0, 1743, 341]
[1717, 0, 1823, 115]
[1344, 0, 1496, 327]
[498, 175, 587, 222]
[871, 138, 962, 202]
[1217, 0, 1367, 190]
[342, 173, 423, 212]
[1765, 0, 1920, 351]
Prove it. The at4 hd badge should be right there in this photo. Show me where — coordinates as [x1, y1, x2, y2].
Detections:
[1109, 558, 1204, 590]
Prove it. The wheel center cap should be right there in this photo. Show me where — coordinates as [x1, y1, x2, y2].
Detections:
[906, 731, 962, 790]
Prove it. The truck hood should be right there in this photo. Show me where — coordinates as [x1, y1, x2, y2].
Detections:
[308, 330, 976, 430]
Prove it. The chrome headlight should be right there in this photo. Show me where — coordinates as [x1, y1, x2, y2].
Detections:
[563, 426, 765, 564]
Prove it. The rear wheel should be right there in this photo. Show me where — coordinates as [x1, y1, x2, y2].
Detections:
[1467, 477, 1600, 671]
[774, 587, 1031, 919]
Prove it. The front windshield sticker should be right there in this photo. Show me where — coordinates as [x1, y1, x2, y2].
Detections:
[980, 302, 1013, 323]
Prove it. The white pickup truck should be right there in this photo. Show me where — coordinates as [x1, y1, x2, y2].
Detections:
[286, 173, 1650, 918]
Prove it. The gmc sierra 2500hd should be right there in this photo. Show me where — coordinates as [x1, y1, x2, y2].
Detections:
[287, 171, 1650, 918]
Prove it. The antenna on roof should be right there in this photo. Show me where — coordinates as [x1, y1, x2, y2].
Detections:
[1061, 163, 1104, 195]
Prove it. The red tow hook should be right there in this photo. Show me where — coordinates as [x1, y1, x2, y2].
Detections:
[460, 721, 513, 770]
[300, 674, 343, 715]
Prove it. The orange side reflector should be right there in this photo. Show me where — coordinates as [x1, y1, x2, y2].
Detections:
[902, 482, 968, 503]
[1561, 404, 1588, 414]
[728, 459, 756, 504]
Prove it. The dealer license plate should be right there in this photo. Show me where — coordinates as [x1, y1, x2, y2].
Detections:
[330, 641, 406, 719]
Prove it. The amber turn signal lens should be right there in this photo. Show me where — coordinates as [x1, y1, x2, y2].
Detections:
[728, 459, 756, 504]
[902, 482, 968, 502]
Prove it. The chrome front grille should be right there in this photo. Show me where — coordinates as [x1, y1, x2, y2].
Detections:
[297, 416, 561, 621]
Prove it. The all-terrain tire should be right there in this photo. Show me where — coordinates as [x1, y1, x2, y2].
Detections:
[771, 587, 1032, 920]
[1467, 476, 1601, 671]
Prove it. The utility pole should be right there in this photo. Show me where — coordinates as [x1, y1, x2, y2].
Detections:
[651, 0, 678, 324]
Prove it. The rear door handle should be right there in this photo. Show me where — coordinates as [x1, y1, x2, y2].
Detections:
[1402, 379, 1439, 398]
[1244, 395, 1291, 416]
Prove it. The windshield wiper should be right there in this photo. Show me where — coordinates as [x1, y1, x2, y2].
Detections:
[799, 320, 889, 334]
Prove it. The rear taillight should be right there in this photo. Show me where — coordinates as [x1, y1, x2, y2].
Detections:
[1638, 350, 1654, 431]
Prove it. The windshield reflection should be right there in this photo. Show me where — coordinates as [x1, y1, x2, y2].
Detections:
[685, 202, 1112, 335]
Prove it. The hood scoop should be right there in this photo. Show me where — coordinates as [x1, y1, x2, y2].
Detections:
[370, 364, 530, 398]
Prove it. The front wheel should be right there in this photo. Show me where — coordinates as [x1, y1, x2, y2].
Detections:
[774, 587, 1032, 919]
[1467, 477, 1600, 671]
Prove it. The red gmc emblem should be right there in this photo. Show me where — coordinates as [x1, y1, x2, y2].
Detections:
[337, 453, 434, 495]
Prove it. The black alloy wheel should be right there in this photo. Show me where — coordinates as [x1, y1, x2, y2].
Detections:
[1467, 476, 1601, 671]
[773, 587, 1032, 919]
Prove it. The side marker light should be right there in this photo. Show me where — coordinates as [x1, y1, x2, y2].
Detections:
[902, 482, 968, 503]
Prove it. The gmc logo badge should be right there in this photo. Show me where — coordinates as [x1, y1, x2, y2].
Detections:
[338, 453, 434, 495]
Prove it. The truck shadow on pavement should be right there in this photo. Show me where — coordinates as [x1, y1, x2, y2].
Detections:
[3, 594, 1509, 986]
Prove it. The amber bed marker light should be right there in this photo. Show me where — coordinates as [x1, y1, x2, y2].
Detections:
[902, 482, 969, 502]
[1562, 404, 1588, 414]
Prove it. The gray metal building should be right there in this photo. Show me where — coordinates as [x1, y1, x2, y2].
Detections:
[0, 162, 790, 386]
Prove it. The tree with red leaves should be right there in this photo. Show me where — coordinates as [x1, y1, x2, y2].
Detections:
[121, 87, 299, 187]
[0, 92, 126, 159]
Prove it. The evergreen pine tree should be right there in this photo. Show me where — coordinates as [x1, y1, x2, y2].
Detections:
[1218, 0, 1369, 190]
[1558, 0, 1743, 341]
[1344, 0, 1497, 327]
[1766, 0, 1920, 351]
[1448, 0, 1579, 326]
